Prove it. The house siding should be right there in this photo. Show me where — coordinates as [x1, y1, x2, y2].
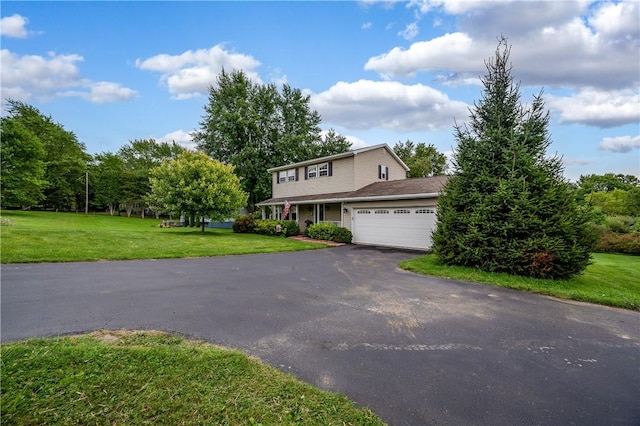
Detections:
[272, 157, 355, 199]
[353, 147, 406, 190]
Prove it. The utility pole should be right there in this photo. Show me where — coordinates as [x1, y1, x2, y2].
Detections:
[85, 171, 89, 215]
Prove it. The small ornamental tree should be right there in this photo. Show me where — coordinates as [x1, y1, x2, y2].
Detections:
[432, 38, 596, 279]
[148, 151, 247, 232]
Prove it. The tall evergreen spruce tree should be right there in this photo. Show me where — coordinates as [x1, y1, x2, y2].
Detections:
[432, 38, 596, 279]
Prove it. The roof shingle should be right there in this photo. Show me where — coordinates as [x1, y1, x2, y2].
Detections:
[257, 176, 448, 206]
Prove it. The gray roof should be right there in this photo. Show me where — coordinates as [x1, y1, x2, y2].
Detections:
[257, 175, 449, 206]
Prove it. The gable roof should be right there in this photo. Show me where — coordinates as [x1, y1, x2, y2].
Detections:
[257, 175, 449, 206]
[268, 143, 409, 173]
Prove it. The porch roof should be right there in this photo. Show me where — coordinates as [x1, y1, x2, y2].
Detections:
[257, 176, 449, 206]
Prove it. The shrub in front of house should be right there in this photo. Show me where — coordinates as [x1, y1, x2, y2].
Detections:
[232, 215, 256, 233]
[253, 219, 299, 237]
[305, 223, 352, 243]
[332, 226, 353, 244]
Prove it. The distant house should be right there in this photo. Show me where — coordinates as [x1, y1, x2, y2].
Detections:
[257, 144, 447, 251]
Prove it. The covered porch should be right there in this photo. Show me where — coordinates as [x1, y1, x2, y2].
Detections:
[261, 201, 345, 234]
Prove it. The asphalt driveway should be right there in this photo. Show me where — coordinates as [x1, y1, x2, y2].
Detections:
[2, 246, 639, 425]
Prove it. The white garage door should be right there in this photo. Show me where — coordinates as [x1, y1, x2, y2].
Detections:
[352, 207, 437, 250]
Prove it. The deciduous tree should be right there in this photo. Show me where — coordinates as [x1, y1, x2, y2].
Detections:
[4, 100, 89, 211]
[117, 139, 185, 217]
[90, 152, 125, 215]
[193, 69, 350, 210]
[393, 140, 447, 178]
[148, 151, 247, 232]
[0, 117, 47, 208]
[432, 38, 595, 279]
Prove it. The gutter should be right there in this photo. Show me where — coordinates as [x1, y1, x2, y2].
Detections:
[257, 192, 440, 206]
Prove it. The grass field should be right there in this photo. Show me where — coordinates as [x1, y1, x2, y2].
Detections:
[0, 210, 326, 263]
[399, 252, 640, 311]
[1, 330, 384, 425]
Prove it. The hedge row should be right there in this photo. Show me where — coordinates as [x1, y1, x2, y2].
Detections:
[233, 215, 352, 243]
[232, 215, 299, 237]
[595, 231, 640, 255]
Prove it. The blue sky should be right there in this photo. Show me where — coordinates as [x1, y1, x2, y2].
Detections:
[1, 0, 638, 182]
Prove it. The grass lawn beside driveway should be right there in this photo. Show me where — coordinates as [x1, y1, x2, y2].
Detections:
[1, 330, 384, 425]
[400, 253, 640, 311]
[0, 210, 327, 263]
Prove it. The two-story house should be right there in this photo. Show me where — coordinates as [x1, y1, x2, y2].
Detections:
[257, 144, 448, 251]
[258, 144, 447, 250]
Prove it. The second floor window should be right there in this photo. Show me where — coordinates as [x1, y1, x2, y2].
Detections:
[279, 169, 297, 183]
[305, 161, 332, 179]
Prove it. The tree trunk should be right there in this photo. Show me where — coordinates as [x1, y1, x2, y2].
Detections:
[201, 216, 206, 233]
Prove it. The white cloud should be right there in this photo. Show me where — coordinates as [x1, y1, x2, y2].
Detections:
[311, 79, 469, 132]
[547, 88, 640, 128]
[136, 44, 262, 99]
[85, 82, 138, 104]
[408, 0, 513, 16]
[344, 134, 369, 149]
[361, 22, 372, 30]
[158, 129, 197, 150]
[365, 2, 639, 91]
[0, 49, 137, 103]
[598, 135, 640, 153]
[364, 32, 483, 79]
[589, 0, 640, 38]
[1, 14, 29, 38]
[398, 22, 419, 40]
[1, 49, 83, 100]
[562, 157, 593, 166]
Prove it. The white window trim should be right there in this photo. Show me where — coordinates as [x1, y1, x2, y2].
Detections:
[380, 165, 388, 180]
[279, 169, 296, 183]
[318, 162, 329, 177]
[308, 164, 318, 178]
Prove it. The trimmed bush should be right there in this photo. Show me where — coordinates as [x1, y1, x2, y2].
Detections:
[306, 222, 352, 243]
[280, 220, 300, 237]
[332, 226, 353, 243]
[253, 219, 299, 237]
[305, 222, 336, 240]
[232, 215, 256, 233]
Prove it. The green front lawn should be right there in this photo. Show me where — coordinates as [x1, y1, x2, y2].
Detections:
[0, 210, 326, 263]
[400, 253, 640, 311]
[1, 330, 384, 425]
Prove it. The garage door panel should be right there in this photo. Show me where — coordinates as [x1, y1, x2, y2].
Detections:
[353, 207, 436, 250]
